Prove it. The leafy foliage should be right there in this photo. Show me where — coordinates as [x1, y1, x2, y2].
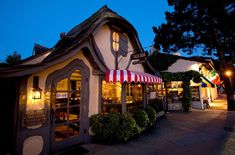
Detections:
[161, 70, 201, 82]
[90, 113, 120, 142]
[161, 70, 201, 111]
[148, 53, 179, 71]
[145, 107, 157, 126]
[153, 0, 235, 109]
[181, 79, 191, 112]
[90, 108, 159, 142]
[148, 98, 164, 112]
[153, 0, 235, 56]
[132, 109, 149, 130]
[5, 51, 21, 65]
[115, 113, 139, 142]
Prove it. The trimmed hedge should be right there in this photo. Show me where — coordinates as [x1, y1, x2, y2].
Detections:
[90, 112, 119, 141]
[132, 109, 149, 131]
[90, 107, 158, 142]
[115, 113, 139, 142]
[145, 107, 157, 126]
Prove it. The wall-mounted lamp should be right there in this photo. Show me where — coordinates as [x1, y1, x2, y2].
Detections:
[32, 76, 42, 99]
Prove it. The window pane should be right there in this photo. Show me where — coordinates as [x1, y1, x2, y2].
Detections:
[56, 78, 68, 91]
[167, 81, 183, 103]
[102, 81, 122, 113]
[55, 107, 67, 123]
[69, 107, 79, 121]
[70, 91, 81, 106]
[55, 124, 68, 142]
[112, 32, 119, 42]
[70, 70, 82, 106]
[120, 34, 128, 56]
[112, 42, 119, 52]
[69, 121, 80, 137]
[126, 83, 143, 112]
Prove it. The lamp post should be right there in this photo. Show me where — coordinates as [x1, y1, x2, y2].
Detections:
[225, 70, 233, 90]
[225, 70, 232, 77]
[224, 69, 235, 111]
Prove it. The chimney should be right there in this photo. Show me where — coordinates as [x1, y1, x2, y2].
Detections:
[60, 32, 66, 39]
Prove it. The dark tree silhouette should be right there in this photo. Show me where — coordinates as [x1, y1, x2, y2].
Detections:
[5, 51, 21, 65]
[153, 0, 235, 110]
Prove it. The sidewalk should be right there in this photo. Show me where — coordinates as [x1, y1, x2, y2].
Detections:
[83, 108, 235, 155]
[210, 94, 227, 110]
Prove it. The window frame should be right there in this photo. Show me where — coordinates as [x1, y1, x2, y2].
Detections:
[110, 27, 129, 58]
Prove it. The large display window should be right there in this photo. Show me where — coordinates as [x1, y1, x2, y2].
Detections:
[101, 81, 122, 113]
[166, 81, 183, 103]
[126, 83, 143, 112]
[101, 81, 144, 113]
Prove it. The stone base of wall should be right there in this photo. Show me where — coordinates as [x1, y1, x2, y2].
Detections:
[168, 103, 182, 111]
[192, 101, 203, 109]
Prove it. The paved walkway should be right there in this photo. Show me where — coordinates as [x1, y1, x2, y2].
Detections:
[210, 94, 227, 110]
[83, 97, 235, 155]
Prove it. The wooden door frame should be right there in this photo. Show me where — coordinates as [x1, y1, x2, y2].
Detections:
[45, 59, 90, 153]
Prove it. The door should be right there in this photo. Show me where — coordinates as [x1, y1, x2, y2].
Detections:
[51, 70, 83, 152]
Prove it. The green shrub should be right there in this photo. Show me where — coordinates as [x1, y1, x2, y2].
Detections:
[115, 113, 139, 142]
[149, 103, 159, 112]
[132, 109, 149, 131]
[148, 98, 164, 112]
[145, 107, 157, 126]
[90, 112, 120, 141]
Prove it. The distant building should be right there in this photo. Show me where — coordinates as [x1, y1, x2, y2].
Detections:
[152, 53, 220, 110]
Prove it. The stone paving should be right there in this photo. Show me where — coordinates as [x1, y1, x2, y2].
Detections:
[83, 97, 235, 155]
[210, 94, 228, 110]
[83, 109, 235, 155]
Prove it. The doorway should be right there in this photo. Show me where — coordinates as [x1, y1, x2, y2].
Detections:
[49, 66, 90, 153]
[44, 59, 90, 154]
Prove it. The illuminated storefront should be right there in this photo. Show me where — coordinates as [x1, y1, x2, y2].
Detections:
[102, 70, 162, 113]
[160, 54, 219, 110]
[0, 6, 162, 155]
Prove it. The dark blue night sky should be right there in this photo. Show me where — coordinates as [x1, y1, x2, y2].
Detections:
[0, 0, 173, 60]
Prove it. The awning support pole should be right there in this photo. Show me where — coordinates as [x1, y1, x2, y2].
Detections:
[121, 82, 127, 113]
[143, 83, 147, 108]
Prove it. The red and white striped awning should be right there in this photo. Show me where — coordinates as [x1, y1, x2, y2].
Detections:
[105, 70, 163, 84]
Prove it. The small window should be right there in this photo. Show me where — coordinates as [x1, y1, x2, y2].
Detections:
[111, 31, 128, 57]
[120, 34, 128, 56]
[112, 32, 119, 52]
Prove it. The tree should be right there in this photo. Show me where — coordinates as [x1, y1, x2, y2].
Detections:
[5, 51, 21, 65]
[153, 0, 235, 110]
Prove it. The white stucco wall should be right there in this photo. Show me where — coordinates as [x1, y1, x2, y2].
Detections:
[23, 136, 43, 155]
[165, 59, 201, 73]
[94, 24, 144, 72]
